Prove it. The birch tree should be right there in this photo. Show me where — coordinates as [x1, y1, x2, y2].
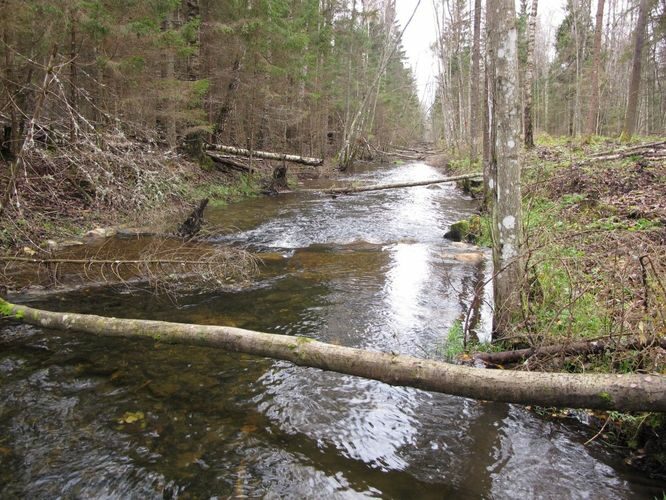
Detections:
[470, 0, 482, 161]
[488, 0, 524, 337]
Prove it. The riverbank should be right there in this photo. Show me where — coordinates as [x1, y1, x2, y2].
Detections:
[0, 134, 333, 253]
[444, 135, 666, 477]
[445, 136, 665, 365]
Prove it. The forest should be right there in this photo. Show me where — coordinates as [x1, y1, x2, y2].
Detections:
[0, 0, 665, 497]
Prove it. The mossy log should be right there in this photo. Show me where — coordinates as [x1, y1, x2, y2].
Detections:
[1, 298, 664, 412]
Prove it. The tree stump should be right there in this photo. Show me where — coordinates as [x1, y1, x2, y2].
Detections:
[177, 198, 209, 239]
[263, 163, 289, 195]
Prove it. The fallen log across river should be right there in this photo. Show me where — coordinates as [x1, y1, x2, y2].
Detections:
[302, 172, 484, 195]
[1, 298, 664, 412]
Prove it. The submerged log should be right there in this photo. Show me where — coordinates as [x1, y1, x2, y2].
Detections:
[303, 172, 483, 195]
[207, 144, 323, 166]
[0, 298, 664, 412]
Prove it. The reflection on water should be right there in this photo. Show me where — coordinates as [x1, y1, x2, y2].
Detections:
[385, 243, 430, 334]
[1, 162, 662, 498]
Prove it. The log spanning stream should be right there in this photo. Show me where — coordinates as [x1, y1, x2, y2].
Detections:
[0, 162, 662, 497]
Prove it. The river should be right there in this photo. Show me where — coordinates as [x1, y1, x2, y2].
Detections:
[0, 161, 662, 498]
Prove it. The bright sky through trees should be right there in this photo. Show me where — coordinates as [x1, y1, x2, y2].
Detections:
[396, 0, 567, 106]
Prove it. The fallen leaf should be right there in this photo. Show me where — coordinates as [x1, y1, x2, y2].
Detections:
[118, 411, 145, 424]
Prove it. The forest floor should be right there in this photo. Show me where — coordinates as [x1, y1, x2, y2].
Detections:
[447, 135, 666, 476]
[445, 136, 665, 369]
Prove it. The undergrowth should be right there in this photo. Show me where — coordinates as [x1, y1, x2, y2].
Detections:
[186, 173, 261, 207]
[445, 135, 666, 477]
[0, 133, 268, 251]
[448, 136, 665, 373]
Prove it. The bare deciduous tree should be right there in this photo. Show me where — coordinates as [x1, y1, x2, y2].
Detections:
[488, 0, 524, 337]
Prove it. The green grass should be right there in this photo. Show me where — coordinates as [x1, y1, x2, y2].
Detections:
[187, 174, 260, 207]
[448, 157, 481, 175]
[437, 320, 465, 361]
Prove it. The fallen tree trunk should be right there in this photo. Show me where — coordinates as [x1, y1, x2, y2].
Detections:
[302, 172, 483, 195]
[207, 144, 323, 166]
[580, 141, 666, 164]
[588, 140, 666, 158]
[473, 337, 666, 365]
[386, 151, 426, 161]
[0, 298, 663, 411]
[207, 153, 255, 174]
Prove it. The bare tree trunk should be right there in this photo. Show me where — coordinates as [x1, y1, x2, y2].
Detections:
[1, 298, 663, 412]
[161, 16, 177, 148]
[433, 0, 447, 145]
[523, 0, 538, 148]
[303, 172, 483, 194]
[470, 0, 482, 161]
[68, 8, 78, 143]
[1, 20, 19, 158]
[488, 0, 523, 338]
[585, 0, 605, 136]
[482, 14, 496, 212]
[621, 0, 649, 140]
[474, 336, 666, 365]
[215, 51, 245, 142]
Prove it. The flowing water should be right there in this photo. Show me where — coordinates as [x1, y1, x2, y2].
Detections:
[0, 162, 662, 498]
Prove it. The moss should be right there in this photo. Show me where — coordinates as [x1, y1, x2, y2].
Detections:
[598, 391, 613, 404]
[288, 336, 314, 351]
[0, 299, 23, 320]
[444, 220, 470, 242]
[444, 215, 489, 246]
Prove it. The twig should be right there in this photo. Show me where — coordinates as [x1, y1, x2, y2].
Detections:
[584, 415, 611, 445]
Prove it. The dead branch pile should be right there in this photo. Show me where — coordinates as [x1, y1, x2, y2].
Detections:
[549, 158, 666, 223]
[0, 236, 258, 296]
